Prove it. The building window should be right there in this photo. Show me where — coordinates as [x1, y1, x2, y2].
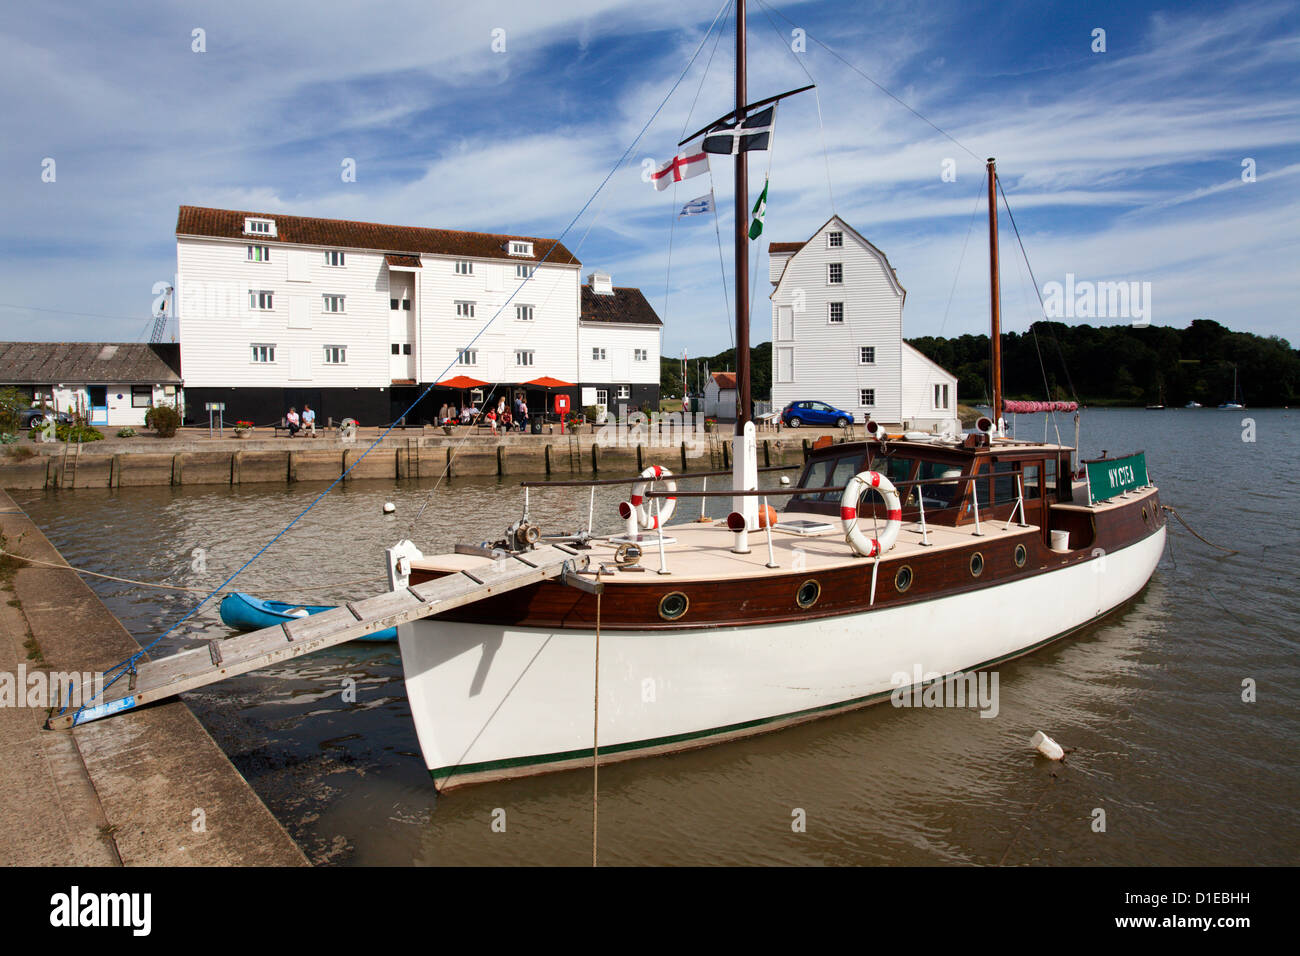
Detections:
[592, 347, 606, 361]
[391, 343, 400, 355]
[859, 346, 875, 364]
[403, 344, 411, 355]
[616, 385, 630, 400]
[243, 218, 276, 236]
[131, 386, 153, 408]
[634, 348, 647, 361]
[247, 244, 270, 262]
[322, 294, 345, 313]
[934, 383, 950, 410]
[828, 263, 843, 284]
[325, 250, 345, 267]
[455, 260, 473, 275]
[323, 345, 347, 365]
[251, 344, 276, 363]
[828, 231, 843, 247]
[829, 302, 844, 324]
[402, 299, 411, 311]
[455, 301, 476, 318]
[515, 350, 535, 367]
[516, 264, 534, 279]
[516, 304, 534, 321]
[249, 290, 274, 310]
[508, 241, 533, 257]
[458, 349, 477, 366]
[859, 388, 875, 407]
[596, 389, 608, 406]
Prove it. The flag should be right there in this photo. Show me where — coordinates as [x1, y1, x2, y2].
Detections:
[678, 192, 714, 218]
[650, 147, 709, 191]
[749, 177, 769, 240]
[702, 105, 777, 155]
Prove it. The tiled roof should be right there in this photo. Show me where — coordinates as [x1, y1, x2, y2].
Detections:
[711, 371, 737, 389]
[384, 254, 422, 268]
[768, 242, 804, 254]
[0, 343, 182, 384]
[176, 206, 580, 265]
[579, 285, 663, 326]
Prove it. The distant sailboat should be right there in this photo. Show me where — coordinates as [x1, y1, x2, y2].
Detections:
[1218, 364, 1246, 409]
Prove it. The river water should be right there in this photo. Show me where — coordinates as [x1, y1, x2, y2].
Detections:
[12, 408, 1299, 865]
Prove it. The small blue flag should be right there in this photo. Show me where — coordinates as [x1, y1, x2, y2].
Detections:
[678, 192, 714, 218]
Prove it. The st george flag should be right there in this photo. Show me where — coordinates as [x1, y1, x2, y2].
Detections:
[701, 104, 777, 155]
[678, 192, 714, 218]
[749, 177, 769, 240]
[650, 146, 709, 191]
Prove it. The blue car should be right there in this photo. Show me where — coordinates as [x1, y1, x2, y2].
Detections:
[781, 401, 854, 428]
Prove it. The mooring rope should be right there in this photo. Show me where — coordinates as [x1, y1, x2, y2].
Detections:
[0, 548, 383, 595]
[1161, 505, 1239, 555]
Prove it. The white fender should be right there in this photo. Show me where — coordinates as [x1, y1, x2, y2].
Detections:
[840, 471, 902, 558]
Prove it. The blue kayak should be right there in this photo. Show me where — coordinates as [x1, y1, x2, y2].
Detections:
[219, 592, 397, 641]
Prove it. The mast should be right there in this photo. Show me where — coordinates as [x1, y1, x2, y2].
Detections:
[734, 0, 751, 431]
[987, 157, 1003, 428]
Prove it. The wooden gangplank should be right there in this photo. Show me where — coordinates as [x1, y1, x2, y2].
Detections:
[48, 545, 588, 730]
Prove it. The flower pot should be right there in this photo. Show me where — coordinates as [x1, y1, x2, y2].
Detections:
[233, 429, 252, 439]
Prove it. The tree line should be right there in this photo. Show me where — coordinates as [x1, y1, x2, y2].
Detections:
[662, 320, 1298, 407]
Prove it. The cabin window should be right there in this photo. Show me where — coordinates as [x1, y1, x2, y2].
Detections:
[870, 454, 914, 489]
[991, 461, 1021, 506]
[794, 459, 834, 505]
[822, 455, 861, 501]
[1022, 463, 1042, 499]
[914, 460, 965, 510]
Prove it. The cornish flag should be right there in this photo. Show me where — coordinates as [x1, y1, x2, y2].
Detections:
[749, 177, 769, 240]
[650, 146, 709, 191]
[678, 192, 714, 218]
[702, 105, 777, 155]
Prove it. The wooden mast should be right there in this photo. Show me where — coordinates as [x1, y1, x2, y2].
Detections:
[986, 157, 1003, 428]
[734, 0, 751, 431]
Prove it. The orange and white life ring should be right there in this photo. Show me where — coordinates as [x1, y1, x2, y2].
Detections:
[630, 465, 676, 529]
[840, 470, 902, 558]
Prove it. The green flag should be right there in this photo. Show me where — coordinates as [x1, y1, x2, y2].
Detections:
[748, 176, 769, 240]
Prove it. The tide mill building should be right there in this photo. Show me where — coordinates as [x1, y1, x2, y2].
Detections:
[174, 207, 662, 425]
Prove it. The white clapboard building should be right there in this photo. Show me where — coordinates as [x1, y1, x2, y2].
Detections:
[577, 271, 663, 418]
[175, 207, 660, 426]
[768, 216, 958, 432]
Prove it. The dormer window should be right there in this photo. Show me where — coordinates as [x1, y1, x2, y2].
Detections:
[507, 241, 533, 257]
[244, 217, 277, 237]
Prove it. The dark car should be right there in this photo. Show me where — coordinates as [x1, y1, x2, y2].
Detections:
[18, 408, 73, 430]
[781, 401, 854, 428]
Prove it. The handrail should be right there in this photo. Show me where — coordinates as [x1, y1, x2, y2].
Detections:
[520, 465, 792, 488]
[642, 472, 983, 497]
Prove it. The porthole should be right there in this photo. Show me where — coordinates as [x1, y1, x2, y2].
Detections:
[894, 565, 913, 593]
[970, 552, 985, 577]
[1141, 506, 1149, 525]
[796, 579, 821, 609]
[658, 591, 689, 621]
[1013, 544, 1027, 568]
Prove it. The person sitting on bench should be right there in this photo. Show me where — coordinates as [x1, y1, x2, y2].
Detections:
[301, 403, 317, 437]
[286, 407, 301, 437]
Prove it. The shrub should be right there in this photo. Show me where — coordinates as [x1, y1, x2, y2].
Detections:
[148, 403, 181, 438]
[37, 424, 103, 443]
[0, 387, 25, 434]
[0, 432, 16, 445]
[116, 427, 137, 438]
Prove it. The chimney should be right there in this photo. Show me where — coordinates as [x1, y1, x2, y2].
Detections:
[588, 271, 613, 296]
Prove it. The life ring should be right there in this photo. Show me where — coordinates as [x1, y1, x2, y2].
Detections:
[840, 471, 902, 558]
[630, 465, 676, 529]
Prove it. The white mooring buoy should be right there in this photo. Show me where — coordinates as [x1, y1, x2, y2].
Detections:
[382, 502, 396, 514]
[779, 475, 790, 485]
[1029, 730, 1065, 761]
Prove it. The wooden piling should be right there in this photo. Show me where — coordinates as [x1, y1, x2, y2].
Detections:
[544, 443, 552, 475]
[497, 444, 505, 477]
[230, 451, 241, 485]
[110, 453, 121, 489]
[287, 451, 297, 483]
[590, 442, 600, 475]
[171, 453, 184, 486]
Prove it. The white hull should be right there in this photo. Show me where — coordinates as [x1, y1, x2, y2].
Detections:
[399, 526, 1165, 788]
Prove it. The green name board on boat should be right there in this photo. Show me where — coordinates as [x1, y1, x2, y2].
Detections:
[1086, 452, 1148, 504]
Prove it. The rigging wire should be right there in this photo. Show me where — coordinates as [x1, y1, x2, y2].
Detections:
[756, 0, 982, 163]
[77, 0, 741, 720]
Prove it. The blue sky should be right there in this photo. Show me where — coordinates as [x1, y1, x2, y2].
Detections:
[2, 0, 1296, 356]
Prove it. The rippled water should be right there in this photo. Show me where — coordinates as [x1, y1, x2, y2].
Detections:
[13, 408, 1300, 865]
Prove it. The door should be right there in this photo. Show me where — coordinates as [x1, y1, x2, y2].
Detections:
[88, 386, 108, 426]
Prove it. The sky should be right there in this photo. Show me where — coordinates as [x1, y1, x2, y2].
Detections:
[2, 0, 1297, 358]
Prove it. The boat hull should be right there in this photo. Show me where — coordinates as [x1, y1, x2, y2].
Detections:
[399, 524, 1166, 790]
